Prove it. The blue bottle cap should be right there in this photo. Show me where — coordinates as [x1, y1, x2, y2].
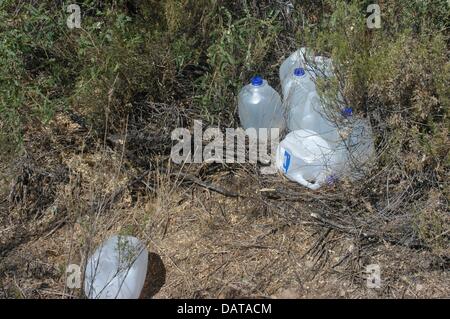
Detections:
[341, 107, 353, 118]
[250, 76, 263, 86]
[294, 67, 306, 77]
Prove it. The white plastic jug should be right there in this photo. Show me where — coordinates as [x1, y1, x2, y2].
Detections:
[285, 67, 347, 148]
[344, 118, 376, 181]
[282, 67, 315, 102]
[84, 235, 148, 299]
[287, 87, 341, 144]
[280, 48, 334, 89]
[276, 129, 345, 190]
[279, 47, 313, 85]
[238, 76, 285, 131]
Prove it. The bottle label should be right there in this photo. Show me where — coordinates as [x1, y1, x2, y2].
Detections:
[283, 151, 291, 173]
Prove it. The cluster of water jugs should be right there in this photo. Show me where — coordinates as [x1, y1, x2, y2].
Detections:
[238, 47, 375, 190]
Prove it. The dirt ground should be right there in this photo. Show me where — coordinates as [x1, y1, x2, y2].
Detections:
[0, 113, 448, 299]
[1, 0, 449, 300]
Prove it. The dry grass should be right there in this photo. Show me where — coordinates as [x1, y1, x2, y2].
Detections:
[1, 111, 448, 299]
[1, 0, 449, 299]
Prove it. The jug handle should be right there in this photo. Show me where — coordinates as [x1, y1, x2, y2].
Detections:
[292, 172, 323, 191]
[306, 91, 320, 111]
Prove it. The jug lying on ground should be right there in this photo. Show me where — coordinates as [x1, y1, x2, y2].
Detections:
[276, 119, 376, 190]
[276, 129, 346, 190]
[84, 235, 148, 299]
[238, 76, 285, 132]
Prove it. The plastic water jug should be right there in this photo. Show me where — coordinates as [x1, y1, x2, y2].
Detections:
[279, 47, 313, 85]
[238, 76, 285, 131]
[282, 67, 315, 102]
[276, 129, 346, 190]
[280, 48, 334, 88]
[283, 67, 335, 136]
[84, 235, 148, 299]
[287, 85, 341, 143]
[344, 118, 376, 180]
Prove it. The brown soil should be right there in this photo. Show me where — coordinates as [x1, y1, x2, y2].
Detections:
[0, 112, 448, 299]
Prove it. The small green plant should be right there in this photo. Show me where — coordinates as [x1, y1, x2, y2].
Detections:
[116, 236, 142, 271]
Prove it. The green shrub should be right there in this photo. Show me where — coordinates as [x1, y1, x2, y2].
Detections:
[295, 0, 449, 253]
[0, 1, 82, 156]
[194, 3, 282, 125]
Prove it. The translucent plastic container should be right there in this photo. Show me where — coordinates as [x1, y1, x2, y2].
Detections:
[287, 88, 340, 143]
[344, 118, 376, 181]
[282, 67, 315, 102]
[84, 235, 148, 299]
[280, 48, 334, 89]
[238, 76, 285, 131]
[276, 129, 346, 190]
[279, 47, 313, 85]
